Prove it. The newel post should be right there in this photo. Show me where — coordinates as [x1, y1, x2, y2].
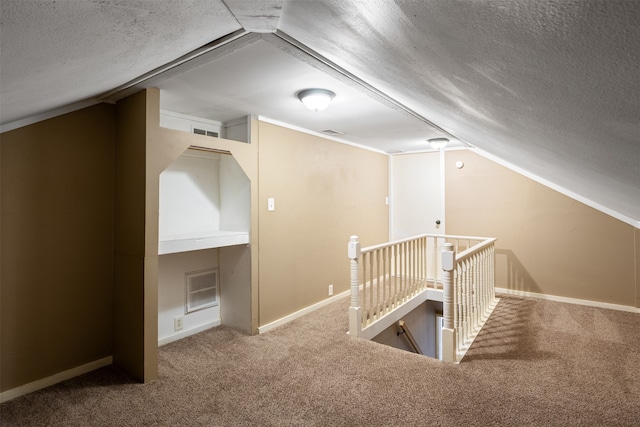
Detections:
[441, 242, 457, 362]
[348, 236, 362, 337]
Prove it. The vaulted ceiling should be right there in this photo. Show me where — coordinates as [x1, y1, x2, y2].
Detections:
[1, 1, 639, 225]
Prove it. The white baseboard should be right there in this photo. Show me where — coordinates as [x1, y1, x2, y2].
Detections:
[258, 290, 350, 334]
[496, 288, 640, 313]
[0, 356, 113, 403]
[158, 319, 222, 346]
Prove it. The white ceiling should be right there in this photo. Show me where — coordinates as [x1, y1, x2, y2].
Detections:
[1, 0, 639, 224]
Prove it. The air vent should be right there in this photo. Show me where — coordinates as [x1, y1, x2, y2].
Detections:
[185, 269, 219, 313]
[318, 129, 344, 136]
[193, 128, 219, 138]
[385, 149, 405, 154]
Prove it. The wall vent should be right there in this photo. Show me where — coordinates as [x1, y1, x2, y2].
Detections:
[193, 127, 219, 138]
[185, 269, 219, 313]
[318, 129, 344, 136]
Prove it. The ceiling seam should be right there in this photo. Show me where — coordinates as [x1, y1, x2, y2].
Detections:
[220, 0, 246, 32]
[96, 29, 250, 103]
[271, 30, 472, 149]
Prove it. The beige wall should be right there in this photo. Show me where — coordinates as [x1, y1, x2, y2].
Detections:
[445, 150, 637, 307]
[113, 90, 155, 381]
[1, 104, 115, 391]
[2, 95, 637, 396]
[257, 122, 389, 325]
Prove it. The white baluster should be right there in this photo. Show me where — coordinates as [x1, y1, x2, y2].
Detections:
[431, 237, 438, 286]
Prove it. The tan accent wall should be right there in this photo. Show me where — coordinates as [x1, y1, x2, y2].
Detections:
[1, 104, 115, 392]
[113, 90, 157, 381]
[257, 122, 389, 325]
[445, 150, 637, 307]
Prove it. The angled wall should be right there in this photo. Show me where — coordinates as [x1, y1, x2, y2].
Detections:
[445, 150, 637, 308]
[1, 104, 115, 392]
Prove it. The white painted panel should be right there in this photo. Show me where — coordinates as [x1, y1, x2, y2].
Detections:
[160, 110, 222, 135]
[159, 152, 221, 240]
[220, 244, 252, 333]
[158, 231, 249, 255]
[390, 152, 442, 240]
[219, 154, 251, 231]
[223, 116, 249, 143]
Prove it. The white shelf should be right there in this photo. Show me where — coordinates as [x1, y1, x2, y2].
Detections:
[159, 231, 249, 255]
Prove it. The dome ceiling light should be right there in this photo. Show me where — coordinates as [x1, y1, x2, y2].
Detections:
[297, 88, 335, 112]
[428, 137, 449, 150]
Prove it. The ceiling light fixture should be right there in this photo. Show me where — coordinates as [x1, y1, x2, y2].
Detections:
[297, 88, 335, 112]
[428, 137, 449, 150]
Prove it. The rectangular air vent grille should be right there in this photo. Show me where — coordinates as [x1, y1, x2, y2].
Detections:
[185, 269, 219, 313]
[193, 128, 219, 138]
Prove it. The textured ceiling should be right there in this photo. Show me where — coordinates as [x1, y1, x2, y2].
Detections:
[157, 35, 452, 152]
[0, 0, 241, 123]
[1, 0, 639, 224]
[279, 0, 640, 224]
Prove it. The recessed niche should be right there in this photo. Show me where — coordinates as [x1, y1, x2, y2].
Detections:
[158, 147, 250, 254]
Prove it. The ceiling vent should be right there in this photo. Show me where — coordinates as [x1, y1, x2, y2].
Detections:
[318, 129, 344, 136]
[385, 149, 405, 154]
[193, 128, 219, 138]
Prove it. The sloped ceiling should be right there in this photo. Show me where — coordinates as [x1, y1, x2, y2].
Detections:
[1, 0, 639, 224]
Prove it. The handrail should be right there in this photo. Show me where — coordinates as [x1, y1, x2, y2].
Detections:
[455, 237, 497, 263]
[441, 241, 499, 362]
[360, 233, 493, 253]
[348, 233, 499, 363]
[397, 320, 422, 355]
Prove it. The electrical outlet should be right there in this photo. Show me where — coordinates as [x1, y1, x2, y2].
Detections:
[328, 284, 334, 296]
[174, 316, 184, 331]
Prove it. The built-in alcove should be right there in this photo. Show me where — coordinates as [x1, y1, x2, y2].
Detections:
[158, 146, 251, 344]
[158, 148, 250, 254]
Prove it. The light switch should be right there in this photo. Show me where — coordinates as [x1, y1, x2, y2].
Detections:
[268, 197, 275, 211]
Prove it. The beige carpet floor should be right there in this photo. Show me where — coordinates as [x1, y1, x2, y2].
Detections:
[1, 295, 639, 426]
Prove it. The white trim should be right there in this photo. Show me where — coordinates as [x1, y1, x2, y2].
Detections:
[388, 155, 394, 241]
[496, 288, 640, 313]
[472, 147, 640, 228]
[258, 290, 351, 334]
[257, 116, 387, 155]
[0, 356, 112, 403]
[439, 148, 446, 234]
[158, 319, 222, 346]
[0, 99, 102, 134]
[159, 109, 223, 127]
[389, 146, 469, 156]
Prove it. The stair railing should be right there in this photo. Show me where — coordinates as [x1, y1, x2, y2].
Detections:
[348, 234, 498, 361]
